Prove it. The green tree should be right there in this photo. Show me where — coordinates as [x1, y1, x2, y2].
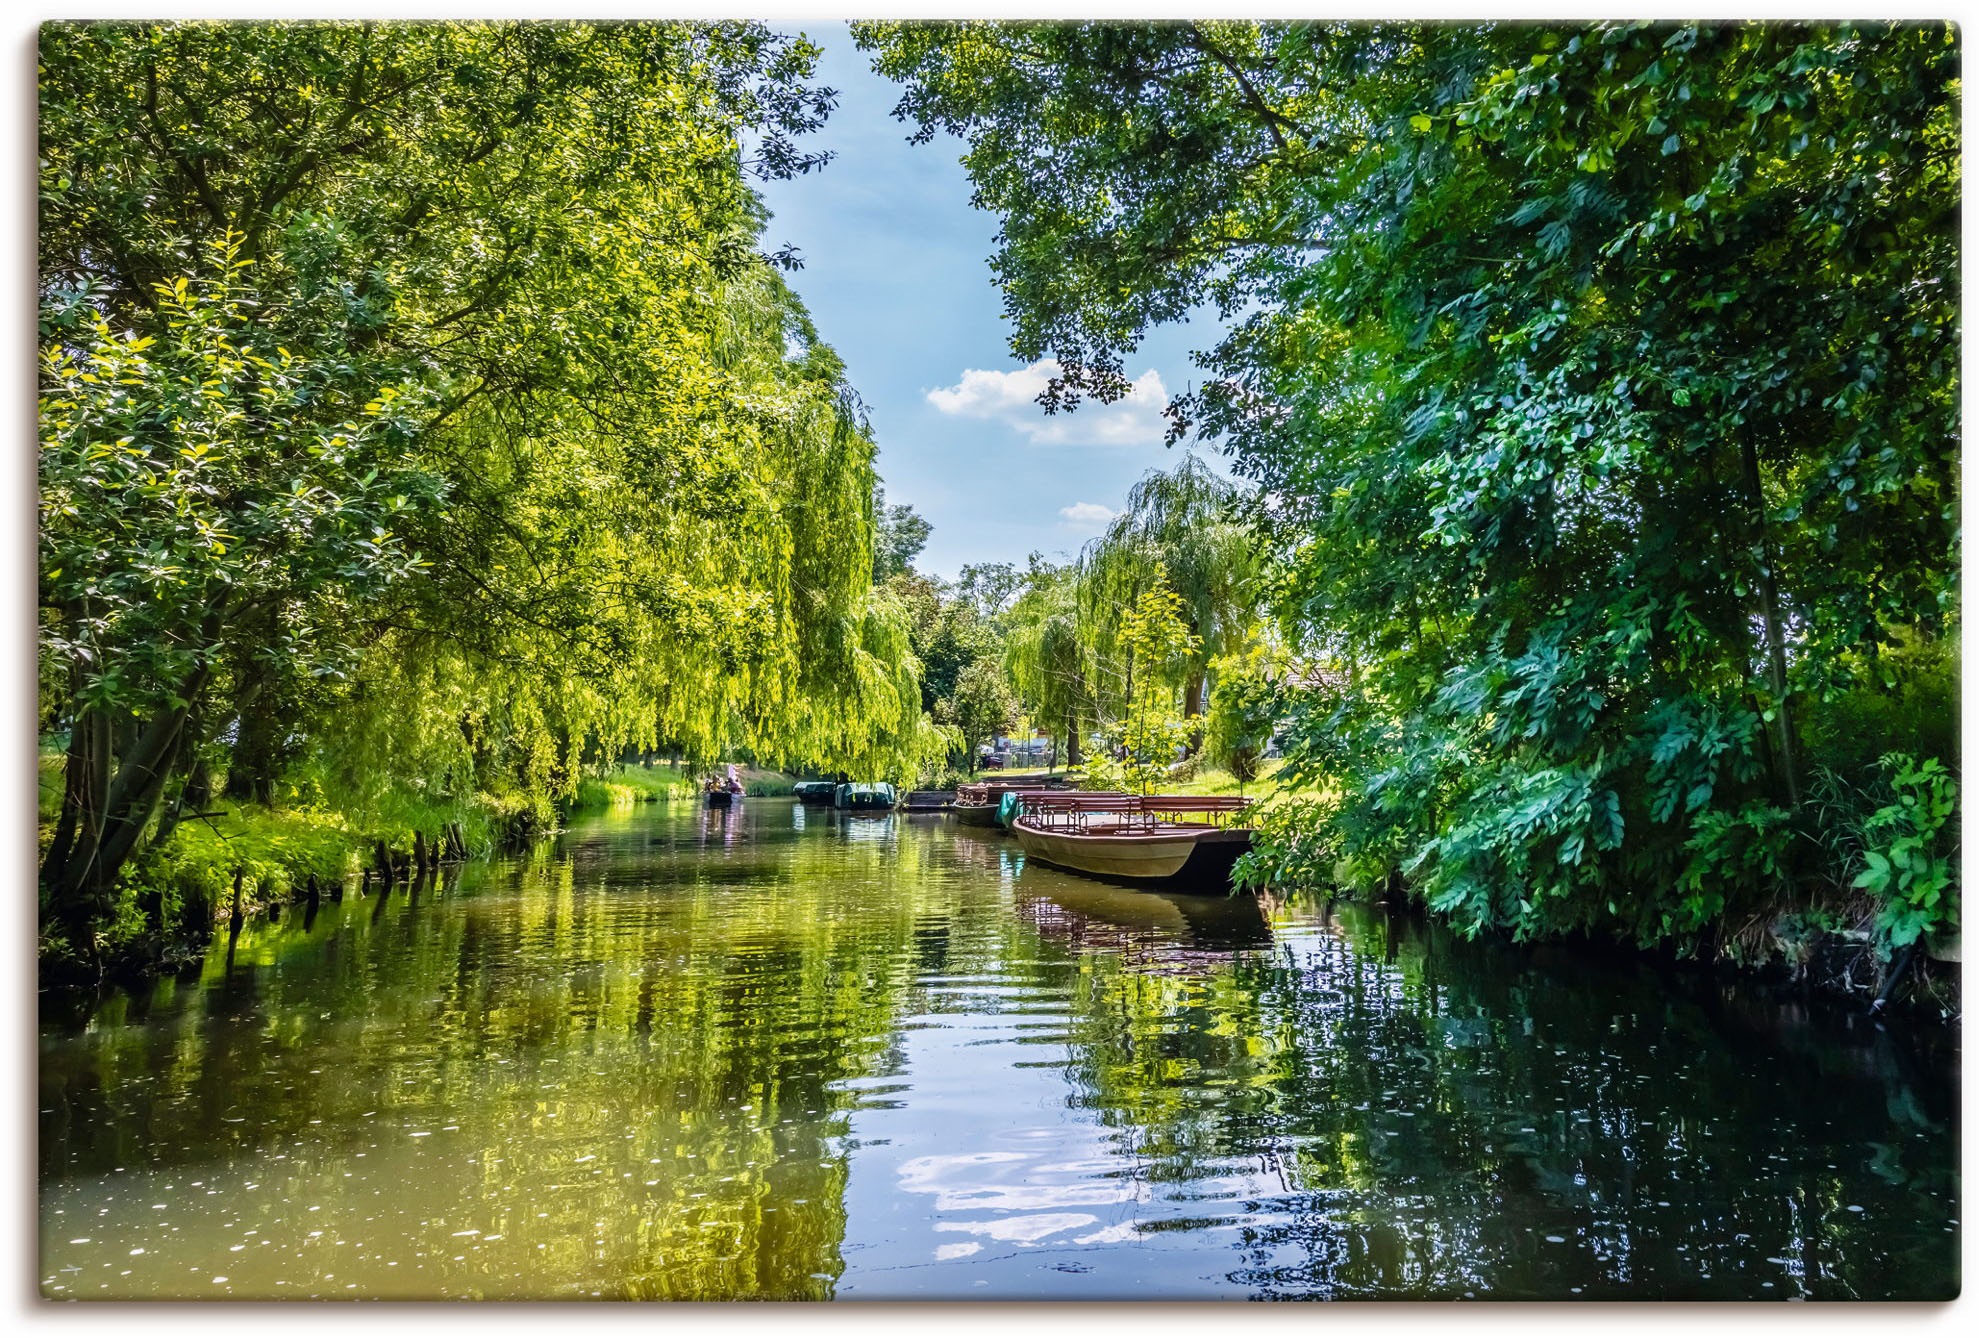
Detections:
[871, 483, 933, 580]
[1002, 558, 1093, 767]
[39, 238, 436, 931]
[1110, 581, 1200, 794]
[942, 659, 1019, 776]
[1080, 454, 1261, 745]
[39, 20, 936, 951]
[860, 19, 1959, 949]
[1204, 640, 1282, 785]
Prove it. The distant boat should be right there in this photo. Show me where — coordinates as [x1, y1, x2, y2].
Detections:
[834, 781, 896, 812]
[1009, 793, 1254, 893]
[953, 778, 1077, 829]
[705, 788, 736, 809]
[793, 781, 840, 804]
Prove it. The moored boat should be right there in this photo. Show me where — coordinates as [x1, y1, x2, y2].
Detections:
[1008, 793, 1255, 892]
[793, 780, 840, 804]
[834, 781, 897, 812]
[953, 778, 1078, 829]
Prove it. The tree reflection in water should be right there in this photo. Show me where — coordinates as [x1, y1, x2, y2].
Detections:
[39, 802, 1958, 1300]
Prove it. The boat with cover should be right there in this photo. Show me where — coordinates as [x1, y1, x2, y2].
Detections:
[1008, 793, 1255, 893]
[793, 780, 840, 804]
[834, 781, 897, 812]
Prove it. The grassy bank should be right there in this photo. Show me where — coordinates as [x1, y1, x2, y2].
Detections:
[570, 763, 802, 810]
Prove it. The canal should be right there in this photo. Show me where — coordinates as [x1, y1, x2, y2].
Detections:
[39, 799, 1959, 1300]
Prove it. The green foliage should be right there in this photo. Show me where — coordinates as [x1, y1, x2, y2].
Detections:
[864, 19, 1959, 951]
[1851, 755, 1959, 950]
[1204, 641, 1281, 783]
[872, 483, 933, 580]
[1111, 582, 1200, 793]
[1077, 455, 1261, 728]
[1233, 796, 1344, 897]
[39, 20, 944, 956]
[942, 659, 1018, 773]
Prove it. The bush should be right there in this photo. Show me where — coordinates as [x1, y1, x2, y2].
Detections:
[1849, 754, 1959, 951]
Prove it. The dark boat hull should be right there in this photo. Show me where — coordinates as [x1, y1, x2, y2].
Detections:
[704, 790, 736, 809]
[833, 782, 896, 812]
[952, 802, 1003, 827]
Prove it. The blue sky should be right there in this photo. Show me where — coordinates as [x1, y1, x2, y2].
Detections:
[754, 23, 1221, 582]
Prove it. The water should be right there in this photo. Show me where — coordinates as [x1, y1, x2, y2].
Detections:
[39, 800, 1959, 1300]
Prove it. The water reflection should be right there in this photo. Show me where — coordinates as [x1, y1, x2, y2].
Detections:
[40, 801, 1958, 1300]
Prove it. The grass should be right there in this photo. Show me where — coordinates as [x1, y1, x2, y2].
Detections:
[570, 762, 801, 809]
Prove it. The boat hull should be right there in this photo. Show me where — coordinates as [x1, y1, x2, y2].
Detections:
[834, 782, 897, 812]
[1011, 819, 1252, 892]
[704, 790, 736, 809]
[952, 802, 1003, 827]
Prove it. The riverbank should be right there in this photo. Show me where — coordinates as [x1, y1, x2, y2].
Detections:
[36, 754, 806, 988]
[572, 762, 801, 808]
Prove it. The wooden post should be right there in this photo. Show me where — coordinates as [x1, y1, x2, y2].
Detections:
[413, 830, 429, 872]
[227, 867, 245, 938]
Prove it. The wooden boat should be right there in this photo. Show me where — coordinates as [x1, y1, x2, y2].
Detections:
[834, 781, 896, 812]
[953, 778, 1078, 829]
[704, 787, 736, 809]
[1008, 793, 1255, 893]
[792, 780, 840, 804]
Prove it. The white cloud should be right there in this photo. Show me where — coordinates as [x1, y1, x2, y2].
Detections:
[1058, 502, 1117, 532]
[925, 358, 1171, 446]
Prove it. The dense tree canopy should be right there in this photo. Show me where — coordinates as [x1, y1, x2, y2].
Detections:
[859, 19, 1959, 952]
[39, 20, 936, 946]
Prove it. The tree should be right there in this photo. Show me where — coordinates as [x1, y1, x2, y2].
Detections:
[1109, 581, 1199, 794]
[1079, 454, 1261, 745]
[942, 660, 1019, 776]
[39, 238, 436, 929]
[957, 561, 1023, 620]
[872, 483, 932, 579]
[38, 20, 937, 947]
[860, 20, 1959, 949]
[1002, 559, 1093, 767]
[1205, 640, 1282, 785]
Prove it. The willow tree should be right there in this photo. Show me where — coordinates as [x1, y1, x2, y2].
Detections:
[1003, 561, 1094, 767]
[1079, 454, 1261, 747]
[39, 20, 931, 941]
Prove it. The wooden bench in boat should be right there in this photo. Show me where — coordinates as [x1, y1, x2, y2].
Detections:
[1014, 792, 1253, 834]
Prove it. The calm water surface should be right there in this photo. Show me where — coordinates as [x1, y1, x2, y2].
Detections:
[40, 800, 1959, 1300]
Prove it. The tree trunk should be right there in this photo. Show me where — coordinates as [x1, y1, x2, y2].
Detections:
[1740, 437, 1801, 809]
[1065, 709, 1083, 767]
[1183, 670, 1207, 756]
[225, 696, 282, 806]
[44, 682, 202, 937]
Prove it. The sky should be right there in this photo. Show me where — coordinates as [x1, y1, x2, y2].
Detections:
[753, 23, 1223, 583]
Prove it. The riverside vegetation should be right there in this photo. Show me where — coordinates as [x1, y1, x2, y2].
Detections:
[855, 19, 1959, 1005]
[41, 19, 1957, 1013]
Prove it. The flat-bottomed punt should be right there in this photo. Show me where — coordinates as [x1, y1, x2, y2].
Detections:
[1009, 793, 1255, 893]
[952, 778, 1076, 827]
